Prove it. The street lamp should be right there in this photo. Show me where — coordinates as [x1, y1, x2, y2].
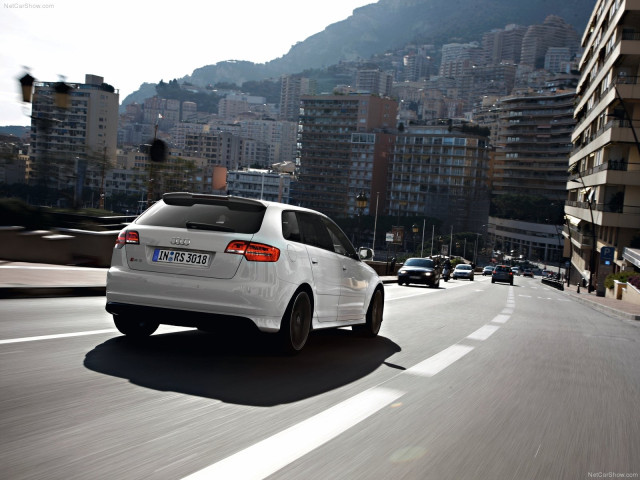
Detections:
[355, 191, 368, 248]
[412, 223, 419, 255]
[19, 72, 35, 103]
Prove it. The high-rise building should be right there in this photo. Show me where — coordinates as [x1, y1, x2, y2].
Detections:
[295, 94, 397, 217]
[494, 89, 575, 200]
[566, 0, 640, 293]
[488, 88, 576, 264]
[356, 69, 394, 96]
[481, 24, 527, 66]
[387, 122, 491, 235]
[520, 15, 581, 69]
[29, 74, 119, 204]
[279, 75, 315, 122]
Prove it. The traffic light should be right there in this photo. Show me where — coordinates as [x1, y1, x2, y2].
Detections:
[149, 139, 167, 163]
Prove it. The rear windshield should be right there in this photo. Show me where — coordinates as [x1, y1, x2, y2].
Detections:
[404, 258, 435, 268]
[135, 201, 265, 234]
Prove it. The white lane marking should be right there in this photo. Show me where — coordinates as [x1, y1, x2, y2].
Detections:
[405, 344, 474, 377]
[180, 387, 404, 480]
[387, 291, 434, 301]
[0, 325, 192, 345]
[0, 329, 117, 344]
[492, 314, 510, 324]
[466, 325, 500, 341]
[501, 308, 514, 315]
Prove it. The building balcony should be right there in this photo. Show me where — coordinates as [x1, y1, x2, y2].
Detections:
[568, 158, 640, 187]
[563, 224, 593, 249]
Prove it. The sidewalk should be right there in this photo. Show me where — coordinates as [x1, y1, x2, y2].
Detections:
[0, 260, 639, 322]
[559, 283, 640, 321]
[0, 261, 107, 298]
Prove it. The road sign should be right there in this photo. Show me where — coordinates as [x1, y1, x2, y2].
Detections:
[600, 246, 614, 265]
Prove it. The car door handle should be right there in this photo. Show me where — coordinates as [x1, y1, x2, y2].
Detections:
[311, 258, 318, 264]
[342, 266, 347, 271]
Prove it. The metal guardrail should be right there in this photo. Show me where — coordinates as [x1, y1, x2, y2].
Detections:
[541, 277, 564, 290]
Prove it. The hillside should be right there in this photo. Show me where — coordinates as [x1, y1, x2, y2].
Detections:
[121, 0, 596, 107]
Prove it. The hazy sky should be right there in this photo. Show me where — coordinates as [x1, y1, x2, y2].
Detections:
[0, 0, 374, 127]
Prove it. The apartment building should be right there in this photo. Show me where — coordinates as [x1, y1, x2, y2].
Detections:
[485, 87, 576, 264]
[356, 69, 394, 96]
[387, 122, 491, 235]
[295, 94, 398, 218]
[226, 168, 292, 203]
[279, 75, 316, 122]
[519, 15, 581, 69]
[566, 0, 640, 293]
[494, 89, 575, 199]
[28, 74, 119, 204]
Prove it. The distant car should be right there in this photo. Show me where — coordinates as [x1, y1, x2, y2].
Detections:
[105, 192, 384, 354]
[397, 257, 441, 288]
[492, 264, 514, 285]
[511, 267, 521, 276]
[452, 263, 474, 281]
[523, 269, 534, 277]
[482, 266, 495, 276]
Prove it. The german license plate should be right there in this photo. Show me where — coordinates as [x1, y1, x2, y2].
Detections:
[410, 275, 421, 280]
[152, 249, 210, 265]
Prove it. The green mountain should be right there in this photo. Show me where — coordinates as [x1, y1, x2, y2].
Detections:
[121, 0, 596, 107]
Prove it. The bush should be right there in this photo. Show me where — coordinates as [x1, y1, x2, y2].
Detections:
[604, 270, 640, 289]
[629, 276, 640, 290]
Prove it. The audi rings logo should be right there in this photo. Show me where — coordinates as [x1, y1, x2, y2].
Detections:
[170, 237, 191, 246]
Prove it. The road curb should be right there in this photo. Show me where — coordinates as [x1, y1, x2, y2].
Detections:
[561, 290, 640, 321]
[0, 286, 106, 299]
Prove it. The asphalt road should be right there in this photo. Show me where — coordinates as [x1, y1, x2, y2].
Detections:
[1, 276, 639, 480]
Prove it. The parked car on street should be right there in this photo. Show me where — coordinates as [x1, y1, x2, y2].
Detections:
[511, 267, 521, 276]
[397, 257, 441, 288]
[452, 263, 474, 281]
[492, 264, 514, 285]
[523, 269, 534, 277]
[482, 266, 495, 276]
[105, 192, 384, 354]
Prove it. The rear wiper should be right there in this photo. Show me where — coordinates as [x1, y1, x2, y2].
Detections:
[186, 221, 235, 232]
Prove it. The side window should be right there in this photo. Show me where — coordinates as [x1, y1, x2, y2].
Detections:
[282, 211, 302, 242]
[297, 212, 334, 251]
[323, 217, 357, 258]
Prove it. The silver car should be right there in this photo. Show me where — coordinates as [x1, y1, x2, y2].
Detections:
[105, 193, 384, 353]
[452, 263, 474, 281]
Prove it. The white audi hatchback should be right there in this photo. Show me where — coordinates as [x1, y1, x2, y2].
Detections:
[105, 192, 384, 353]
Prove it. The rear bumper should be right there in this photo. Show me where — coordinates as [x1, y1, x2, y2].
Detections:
[106, 266, 293, 332]
[106, 301, 257, 331]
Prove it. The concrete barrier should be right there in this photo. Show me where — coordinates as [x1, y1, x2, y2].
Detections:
[0, 226, 117, 267]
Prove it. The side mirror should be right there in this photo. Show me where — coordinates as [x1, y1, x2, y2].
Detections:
[359, 248, 374, 260]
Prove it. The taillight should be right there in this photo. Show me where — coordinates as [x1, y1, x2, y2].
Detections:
[115, 229, 140, 249]
[225, 241, 280, 262]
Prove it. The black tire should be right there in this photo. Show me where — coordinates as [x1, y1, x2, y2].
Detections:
[491, 279, 495, 284]
[113, 315, 159, 338]
[279, 291, 312, 354]
[354, 288, 384, 337]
